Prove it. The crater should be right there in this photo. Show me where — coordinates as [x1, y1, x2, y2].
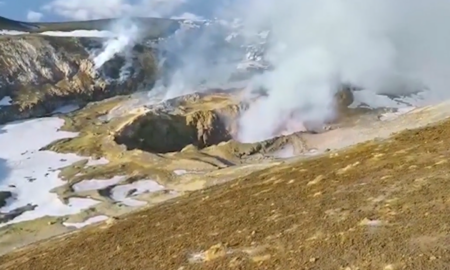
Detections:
[114, 103, 242, 154]
[114, 88, 357, 156]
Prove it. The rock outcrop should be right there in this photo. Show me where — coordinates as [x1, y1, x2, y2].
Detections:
[0, 35, 158, 124]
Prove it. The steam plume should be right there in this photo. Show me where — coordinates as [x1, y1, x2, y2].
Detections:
[94, 0, 450, 143]
[234, 0, 450, 142]
[93, 18, 141, 69]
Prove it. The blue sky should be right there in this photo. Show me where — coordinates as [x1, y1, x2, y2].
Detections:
[0, 0, 145, 22]
[0, 0, 53, 21]
[0, 0, 230, 22]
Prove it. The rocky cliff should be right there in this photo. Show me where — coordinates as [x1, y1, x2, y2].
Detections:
[0, 35, 157, 124]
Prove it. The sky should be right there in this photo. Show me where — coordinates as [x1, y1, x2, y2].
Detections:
[0, 0, 48, 21]
[0, 0, 177, 22]
[0, 0, 179, 22]
[0, 0, 223, 22]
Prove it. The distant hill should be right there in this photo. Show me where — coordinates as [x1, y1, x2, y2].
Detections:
[0, 16, 40, 31]
[0, 16, 182, 39]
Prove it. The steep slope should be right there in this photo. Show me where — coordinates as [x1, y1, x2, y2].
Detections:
[0, 35, 157, 124]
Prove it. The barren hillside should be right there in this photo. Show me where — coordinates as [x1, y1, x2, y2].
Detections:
[1, 93, 450, 269]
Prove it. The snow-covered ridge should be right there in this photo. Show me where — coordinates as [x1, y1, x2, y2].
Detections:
[0, 29, 114, 37]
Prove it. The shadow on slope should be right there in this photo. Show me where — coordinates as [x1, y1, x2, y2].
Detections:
[0, 156, 12, 211]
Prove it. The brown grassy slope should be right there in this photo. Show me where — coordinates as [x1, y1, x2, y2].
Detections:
[2, 118, 450, 270]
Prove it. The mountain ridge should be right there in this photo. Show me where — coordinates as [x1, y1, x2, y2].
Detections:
[0, 15, 182, 38]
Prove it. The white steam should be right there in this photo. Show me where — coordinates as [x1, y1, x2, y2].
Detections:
[92, 0, 450, 143]
[235, 0, 450, 142]
[156, 20, 251, 100]
[93, 19, 141, 70]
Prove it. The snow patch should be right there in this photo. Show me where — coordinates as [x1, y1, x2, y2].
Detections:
[0, 96, 12, 106]
[0, 117, 100, 226]
[110, 180, 165, 207]
[0, 29, 114, 38]
[52, 104, 80, 114]
[62, 215, 109, 229]
[350, 90, 431, 110]
[378, 107, 416, 121]
[350, 90, 409, 109]
[85, 157, 110, 167]
[40, 30, 113, 37]
[0, 30, 27, 35]
[174, 169, 187, 175]
[72, 176, 125, 192]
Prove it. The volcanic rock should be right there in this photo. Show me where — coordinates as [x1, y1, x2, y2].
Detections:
[0, 35, 157, 123]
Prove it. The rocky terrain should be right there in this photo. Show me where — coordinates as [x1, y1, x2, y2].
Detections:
[0, 35, 158, 124]
[0, 14, 448, 270]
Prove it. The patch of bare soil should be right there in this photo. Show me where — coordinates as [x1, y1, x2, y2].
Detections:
[2, 98, 450, 269]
